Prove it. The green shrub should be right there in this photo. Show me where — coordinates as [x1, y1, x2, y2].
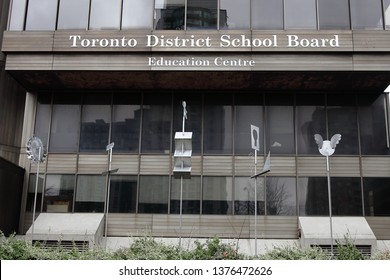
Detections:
[260, 245, 329, 260]
[188, 236, 243, 260]
[336, 236, 365, 260]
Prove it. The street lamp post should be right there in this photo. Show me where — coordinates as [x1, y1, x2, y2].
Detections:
[314, 133, 341, 256]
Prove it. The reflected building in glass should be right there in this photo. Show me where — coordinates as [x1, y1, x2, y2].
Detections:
[1, 0, 390, 250]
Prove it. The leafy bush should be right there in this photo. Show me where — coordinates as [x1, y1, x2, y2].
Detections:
[336, 236, 365, 260]
[260, 245, 329, 260]
[187, 236, 243, 260]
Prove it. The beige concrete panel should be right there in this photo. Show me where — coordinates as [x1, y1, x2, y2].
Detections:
[111, 154, 139, 174]
[46, 154, 77, 174]
[361, 157, 390, 177]
[140, 155, 171, 175]
[297, 156, 327, 176]
[1, 31, 54, 52]
[234, 155, 264, 177]
[203, 155, 233, 176]
[78, 154, 107, 174]
[353, 54, 390, 71]
[353, 30, 390, 52]
[365, 217, 390, 240]
[5, 54, 54, 70]
[266, 156, 296, 176]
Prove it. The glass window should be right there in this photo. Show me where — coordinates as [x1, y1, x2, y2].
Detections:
[44, 175, 75, 212]
[34, 94, 51, 148]
[235, 93, 263, 155]
[173, 93, 202, 154]
[318, 0, 350, 29]
[298, 177, 328, 216]
[331, 177, 362, 216]
[111, 94, 141, 153]
[49, 94, 81, 153]
[385, 0, 390, 29]
[122, 0, 153, 29]
[285, 0, 317, 29]
[138, 176, 169, 213]
[75, 175, 105, 212]
[109, 175, 137, 213]
[251, 0, 283, 30]
[351, 0, 383, 30]
[141, 93, 172, 153]
[358, 94, 390, 155]
[25, 0, 58, 30]
[327, 95, 359, 155]
[220, 0, 250, 29]
[170, 176, 201, 214]
[154, 0, 185, 30]
[363, 178, 390, 216]
[266, 177, 296, 215]
[204, 92, 233, 154]
[8, 0, 27, 30]
[26, 174, 44, 212]
[202, 176, 233, 214]
[265, 94, 295, 154]
[57, 0, 89, 30]
[296, 94, 326, 154]
[89, 0, 121, 30]
[187, 0, 217, 30]
[234, 177, 264, 215]
[79, 94, 111, 152]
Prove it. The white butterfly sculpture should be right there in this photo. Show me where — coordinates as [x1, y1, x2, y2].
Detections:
[314, 134, 342, 156]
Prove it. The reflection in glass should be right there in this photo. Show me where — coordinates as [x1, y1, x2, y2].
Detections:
[318, 0, 350, 29]
[298, 177, 328, 216]
[202, 176, 233, 214]
[138, 176, 169, 213]
[26, 174, 44, 212]
[44, 175, 74, 212]
[141, 94, 172, 153]
[363, 178, 390, 216]
[57, 0, 89, 30]
[296, 94, 326, 154]
[109, 176, 137, 213]
[331, 177, 362, 216]
[170, 176, 201, 214]
[8, 0, 27, 30]
[90, 0, 121, 30]
[25, 0, 58, 30]
[358, 94, 390, 155]
[351, 0, 383, 29]
[220, 0, 250, 29]
[75, 175, 105, 212]
[122, 0, 154, 29]
[285, 0, 317, 29]
[187, 0, 217, 30]
[385, 0, 390, 29]
[251, 0, 283, 30]
[34, 94, 51, 148]
[154, 0, 185, 30]
[234, 177, 264, 215]
[266, 177, 296, 215]
[204, 93, 233, 154]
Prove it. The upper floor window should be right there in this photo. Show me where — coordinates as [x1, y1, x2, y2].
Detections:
[57, 0, 89, 30]
[318, 0, 350, 29]
[25, 0, 57, 30]
[351, 0, 384, 30]
[89, 0, 121, 30]
[251, 0, 283, 30]
[285, 0, 317, 29]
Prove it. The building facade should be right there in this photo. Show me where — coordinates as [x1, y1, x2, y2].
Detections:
[1, 0, 390, 250]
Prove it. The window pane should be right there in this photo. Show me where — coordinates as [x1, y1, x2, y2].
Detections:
[50, 94, 81, 152]
[235, 93, 263, 155]
[234, 177, 264, 215]
[138, 176, 169, 213]
[251, 0, 283, 30]
[266, 177, 296, 215]
[109, 175, 137, 213]
[187, 0, 217, 30]
[90, 0, 121, 30]
[220, 0, 250, 29]
[8, 0, 27, 30]
[331, 177, 362, 216]
[265, 94, 295, 154]
[122, 0, 153, 29]
[170, 176, 201, 214]
[296, 94, 326, 154]
[204, 93, 233, 154]
[26, 174, 44, 212]
[34, 94, 51, 148]
[75, 175, 105, 212]
[298, 177, 328, 216]
[202, 176, 233, 214]
[285, 0, 317, 29]
[173, 93, 202, 154]
[358, 94, 390, 155]
[385, 0, 390, 29]
[327, 95, 359, 155]
[363, 178, 390, 216]
[141, 93, 172, 153]
[25, 0, 57, 30]
[79, 94, 111, 152]
[112, 94, 141, 153]
[44, 175, 74, 213]
[57, 0, 89, 30]
[351, 0, 383, 30]
[154, 0, 185, 30]
[318, 0, 350, 29]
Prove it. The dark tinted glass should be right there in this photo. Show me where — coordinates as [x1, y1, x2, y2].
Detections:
[363, 177, 390, 216]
